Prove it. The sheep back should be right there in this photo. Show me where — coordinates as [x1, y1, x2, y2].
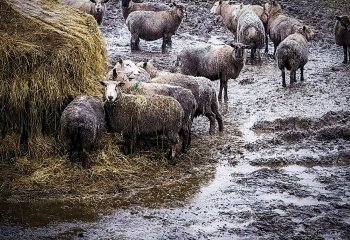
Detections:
[237, 8, 265, 49]
[60, 96, 105, 150]
[122, 1, 170, 20]
[61, 0, 104, 25]
[105, 94, 184, 137]
[276, 33, 308, 71]
[126, 9, 183, 41]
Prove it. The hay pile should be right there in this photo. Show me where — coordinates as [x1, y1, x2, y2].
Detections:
[0, 0, 107, 159]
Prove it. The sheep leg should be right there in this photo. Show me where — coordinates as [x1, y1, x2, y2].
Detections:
[343, 45, 348, 63]
[265, 32, 268, 53]
[211, 100, 224, 132]
[281, 68, 286, 87]
[167, 133, 179, 164]
[300, 66, 304, 82]
[250, 48, 256, 64]
[131, 34, 140, 51]
[81, 148, 90, 168]
[290, 70, 296, 85]
[180, 128, 189, 153]
[218, 79, 224, 101]
[206, 111, 216, 135]
[273, 42, 277, 56]
[224, 80, 229, 102]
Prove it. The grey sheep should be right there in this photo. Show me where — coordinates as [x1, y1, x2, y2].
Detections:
[211, 1, 268, 52]
[126, 3, 185, 53]
[177, 43, 248, 101]
[61, 0, 109, 25]
[108, 69, 196, 153]
[334, 15, 350, 63]
[100, 74, 185, 162]
[121, 0, 170, 20]
[265, 0, 314, 55]
[106, 59, 151, 83]
[276, 26, 313, 87]
[236, 6, 266, 63]
[60, 96, 105, 168]
[138, 60, 224, 135]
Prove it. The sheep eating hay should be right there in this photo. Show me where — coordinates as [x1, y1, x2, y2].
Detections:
[101, 74, 185, 162]
[60, 96, 105, 168]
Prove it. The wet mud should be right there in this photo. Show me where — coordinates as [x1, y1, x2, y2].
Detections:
[1, 0, 350, 239]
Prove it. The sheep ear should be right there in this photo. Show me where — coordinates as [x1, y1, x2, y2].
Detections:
[113, 68, 118, 79]
[103, 0, 109, 3]
[171, 2, 176, 7]
[219, 1, 222, 4]
[90, 0, 96, 3]
[303, 26, 307, 31]
[336, 16, 341, 21]
[143, 62, 148, 68]
[100, 81, 107, 86]
[118, 58, 123, 64]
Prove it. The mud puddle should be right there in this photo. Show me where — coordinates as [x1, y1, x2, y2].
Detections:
[1, 0, 350, 239]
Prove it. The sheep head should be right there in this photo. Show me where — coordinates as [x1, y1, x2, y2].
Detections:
[90, 0, 109, 13]
[297, 25, 315, 42]
[336, 15, 350, 29]
[100, 70, 130, 102]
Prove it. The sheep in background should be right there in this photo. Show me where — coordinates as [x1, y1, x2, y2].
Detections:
[334, 15, 350, 63]
[138, 60, 224, 135]
[60, 96, 105, 168]
[178, 43, 248, 101]
[107, 69, 196, 152]
[61, 0, 109, 25]
[211, 1, 269, 52]
[236, 5, 266, 63]
[101, 74, 184, 163]
[121, 0, 170, 20]
[126, 3, 185, 53]
[106, 59, 151, 82]
[265, 0, 314, 55]
[276, 26, 313, 87]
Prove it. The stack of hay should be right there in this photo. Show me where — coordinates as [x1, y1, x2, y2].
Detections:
[0, 0, 107, 159]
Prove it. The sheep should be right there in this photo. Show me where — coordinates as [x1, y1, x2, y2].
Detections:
[126, 3, 185, 53]
[177, 43, 248, 101]
[236, 5, 266, 63]
[61, 0, 109, 25]
[265, 0, 314, 55]
[211, 1, 269, 52]
[334, 15, 350, 63]
[100, 74, 185, 163]
[276, 26, 313, 87]
[121, 0, 170, 20]
[106, 59, 151, 82]
[137, 60, 224, 135]
[107, 69, 196, 152]
[60, 96, 105, 168]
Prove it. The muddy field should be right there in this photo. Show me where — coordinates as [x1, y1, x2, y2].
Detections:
[1, 0, 350, 239]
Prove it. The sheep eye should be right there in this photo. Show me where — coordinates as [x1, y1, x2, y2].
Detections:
[119, 82, 125, 87]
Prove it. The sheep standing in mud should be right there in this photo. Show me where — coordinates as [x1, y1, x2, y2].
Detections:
[121, 0, 170, 20]
[60, 96, 105, 168]
[276, 26, 313, 87]
[107, 59, 150, 82]
[265, 0, 314, 55]
[334, 15, 350, 63]
[236, 6, 266, 63]
[211, 1, 269, 52]
[107, 69, 196, 152]
[61, 0, 109, 25]
[101, 74, 185, 162]
[126, 3, 185, 53]
[138, 60, 224, 135]
[178, 43, 248, 101]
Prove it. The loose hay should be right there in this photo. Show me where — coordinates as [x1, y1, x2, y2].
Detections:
[0, 0, 107, 158]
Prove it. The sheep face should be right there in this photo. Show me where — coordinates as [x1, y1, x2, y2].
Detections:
[336, 16, 350, 29]
[118, 59, 140, 79]
[230, 43, 248, 62]
[265, 0, 281, 17]
[101, 70, 129, 102]
[172, 3, 185, 19]
[210, 1, 222, 14]
[121, 0, 130, 8]
[297, 26, 315, 42]
[90, 0, 109, 13]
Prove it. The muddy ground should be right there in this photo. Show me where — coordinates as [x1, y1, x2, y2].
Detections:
[1, 0, 350, 239]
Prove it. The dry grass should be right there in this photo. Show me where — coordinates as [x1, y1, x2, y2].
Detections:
[0, 0, 107, 158]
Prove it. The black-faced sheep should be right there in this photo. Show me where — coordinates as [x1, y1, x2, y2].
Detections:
[236, 6, 266, 63]
[276, 26, 313, 87]
[177, 43, 248, 101]
[334, 15, 350, 63]
[106, 59, 151, 82]
[61, 0, 109, 25]
[265, 0, 314, 55]
[100, 74, 185, 163]
[126, 3, 185, 53]
[137, 60, 224, 135]
[60, 96, 105, 168]
[108, 69, 196, 153]
[121, 0, 170, 20]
